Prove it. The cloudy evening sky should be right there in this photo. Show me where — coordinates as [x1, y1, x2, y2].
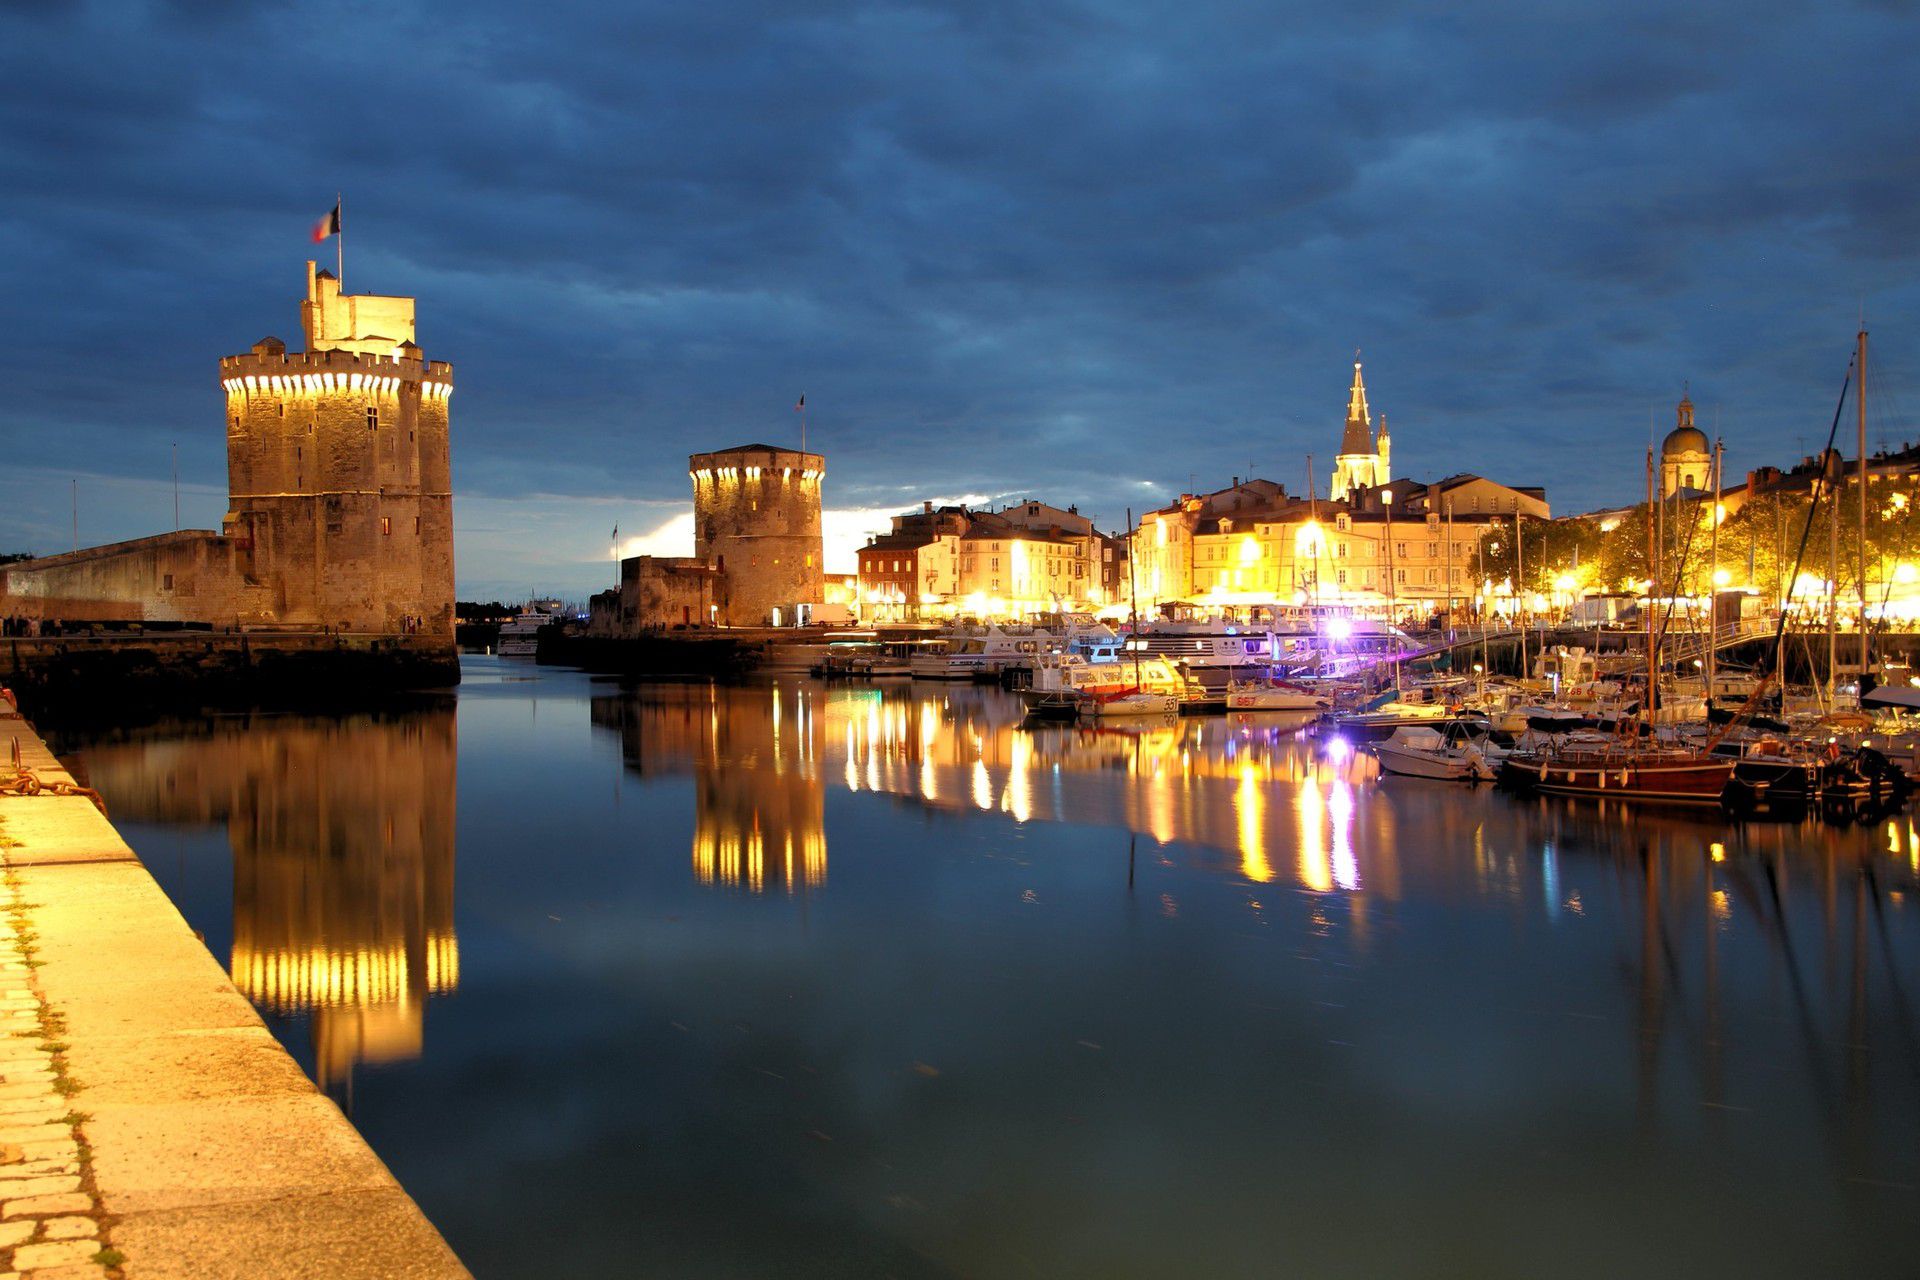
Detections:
[3, 0, 1918, 599]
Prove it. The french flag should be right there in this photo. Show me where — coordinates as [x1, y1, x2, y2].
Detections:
[311, 203, 341, 243]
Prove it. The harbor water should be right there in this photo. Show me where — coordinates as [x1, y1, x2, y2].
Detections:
[53, 656, 1920, 1277]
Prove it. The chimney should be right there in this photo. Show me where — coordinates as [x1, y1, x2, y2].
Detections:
[923, 500, 933, 514]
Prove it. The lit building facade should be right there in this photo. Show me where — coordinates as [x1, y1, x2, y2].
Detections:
[1128, 362, 1548, 619]
[856, 500, 1113, 620]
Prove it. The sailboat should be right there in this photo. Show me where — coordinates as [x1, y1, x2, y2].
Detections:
[1499, 436, 1734, 805]
[1094, 512, 1179, 716]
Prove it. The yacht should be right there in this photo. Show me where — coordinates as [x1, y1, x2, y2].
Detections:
[911, 625, 1047, 680]
[1371, 721, 1506, 781]
[497, 599, 566, 658]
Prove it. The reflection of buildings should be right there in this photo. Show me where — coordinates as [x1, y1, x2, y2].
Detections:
[822, 684, 1404, 905]
[74, 711, 458, 1089]
[592, 684, 825, 894]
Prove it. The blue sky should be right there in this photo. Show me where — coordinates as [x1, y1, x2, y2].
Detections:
[3, 0, 1918, 600]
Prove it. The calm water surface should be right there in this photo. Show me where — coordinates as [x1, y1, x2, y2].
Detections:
[56, 656, 1920, 1278]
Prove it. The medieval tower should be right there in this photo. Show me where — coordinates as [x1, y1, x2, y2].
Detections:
[219, 262, 455, 634]
[689, 444, 825, 626]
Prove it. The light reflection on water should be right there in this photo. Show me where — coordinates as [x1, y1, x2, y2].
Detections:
[58, 658, 1920, 1278]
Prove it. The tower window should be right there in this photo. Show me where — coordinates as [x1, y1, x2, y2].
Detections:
[414, 517, 420, 534]
[366, 407, 378, 431]
[381, 517, 392, 535]
[162, 573, 174, 591]
[278, 403, 285, 418]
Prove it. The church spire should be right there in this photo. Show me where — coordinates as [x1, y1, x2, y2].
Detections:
[1338, 360, 1372, 457]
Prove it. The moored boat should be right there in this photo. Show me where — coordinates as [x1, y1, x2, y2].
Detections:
[1499, 743, 1734, 806]
[1371, 721, 1504, 781]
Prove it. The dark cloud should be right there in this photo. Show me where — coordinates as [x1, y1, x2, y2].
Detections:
[3, 0, 1920, 593]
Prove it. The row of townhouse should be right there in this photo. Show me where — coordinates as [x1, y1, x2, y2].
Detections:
[857, 500, 1125, 620]
[1130, 474, 1549, 620]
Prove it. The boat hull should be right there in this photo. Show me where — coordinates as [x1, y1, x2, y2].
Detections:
[1373, 745, 1479, 781]
[1500, 755, 1734, 806]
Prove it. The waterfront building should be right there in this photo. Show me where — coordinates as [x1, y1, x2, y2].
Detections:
[1130, 363, 1547, 620]
[855, 499, 1114, 620]
[0, 261, 455, 635]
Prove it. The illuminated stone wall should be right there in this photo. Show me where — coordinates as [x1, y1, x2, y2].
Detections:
[221, 285, 455, 635]
[689, 445, 825, 626]
[0, 531, 249, 623]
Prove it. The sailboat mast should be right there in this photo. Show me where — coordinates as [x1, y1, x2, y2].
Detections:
[1647, 447, 1658, 717]
[1515, 512, 1527, 678]
[1858, 325, 1870, 703]
[1827, 448, 1839, 710]
[1709, 437, 1721, 703]
[1126, 507, 1142, 690]
[1306, 456, 1319, 612]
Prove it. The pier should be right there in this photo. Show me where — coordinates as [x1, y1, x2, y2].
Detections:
[0, 698, 468, 1277]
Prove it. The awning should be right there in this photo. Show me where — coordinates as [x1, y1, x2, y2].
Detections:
[1862, 684, 1920, 710]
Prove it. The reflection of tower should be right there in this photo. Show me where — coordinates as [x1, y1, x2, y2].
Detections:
[691, 684, 826, 893]
[226, 712, 460, 1088]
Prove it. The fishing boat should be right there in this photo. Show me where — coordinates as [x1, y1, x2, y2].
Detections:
[1499, 741, 1735, 806]
[1371, 721, 1504, 781]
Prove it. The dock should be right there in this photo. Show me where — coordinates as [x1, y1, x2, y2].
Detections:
[0, 697, 468, 1278]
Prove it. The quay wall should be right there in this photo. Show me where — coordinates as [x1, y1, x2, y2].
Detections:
[0, 700, 469, 1277]
[2, 632, 459, 726]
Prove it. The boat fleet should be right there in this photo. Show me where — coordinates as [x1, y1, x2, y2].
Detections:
[810, 618, 1918, 821]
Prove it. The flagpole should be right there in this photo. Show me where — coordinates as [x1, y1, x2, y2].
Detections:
[336, 192, 344, 290]
[801, 400, 808, 454]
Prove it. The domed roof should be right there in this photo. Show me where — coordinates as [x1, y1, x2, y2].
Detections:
[1663, 424, 1709, 456]
[1662, 393, 1708, 456]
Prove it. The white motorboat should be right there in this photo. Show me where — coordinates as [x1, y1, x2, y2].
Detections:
[497, 598, 566, 657]
[911, 626, 1046, 680]
[1371, 722, 1504, 781]
[1224, 679, 1328, 712]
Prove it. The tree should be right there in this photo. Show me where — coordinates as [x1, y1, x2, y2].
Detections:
[1470, 516, 1605, 596]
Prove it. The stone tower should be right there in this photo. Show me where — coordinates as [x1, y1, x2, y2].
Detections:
[218, 262, 455, 634]
[689, 444, 825, 626]
[1331, 360, 1389, 499]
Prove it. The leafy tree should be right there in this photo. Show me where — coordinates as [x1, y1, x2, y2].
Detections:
[1470, 515, 1605, 595]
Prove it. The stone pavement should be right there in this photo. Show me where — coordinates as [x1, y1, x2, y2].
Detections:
[0, 701, 469, 1279]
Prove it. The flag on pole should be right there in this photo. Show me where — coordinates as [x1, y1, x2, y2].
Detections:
[311, 203, 341, 243]
[795, 394, 805, 411]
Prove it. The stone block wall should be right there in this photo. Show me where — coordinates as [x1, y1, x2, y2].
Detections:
[689, 447, 825, 626]
[219, 342, 454, 634]
[0, 531, 258, 624]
